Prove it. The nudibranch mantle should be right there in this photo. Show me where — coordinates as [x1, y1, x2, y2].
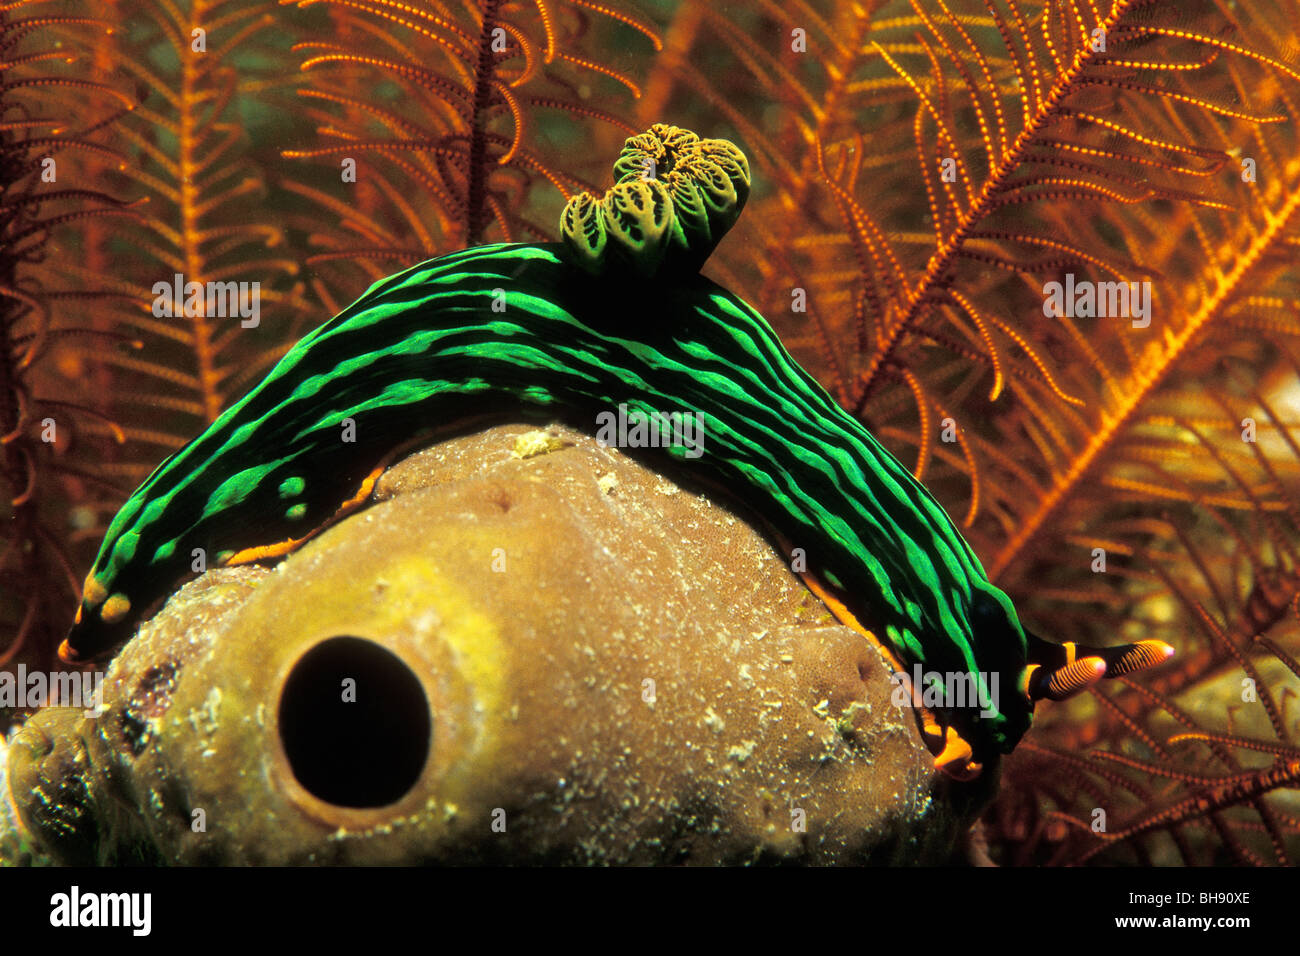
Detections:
[64, 124, 1170, 779]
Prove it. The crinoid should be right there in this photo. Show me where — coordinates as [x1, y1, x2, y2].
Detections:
[0, 1, 139, 673]
[279, 0, 661, 310]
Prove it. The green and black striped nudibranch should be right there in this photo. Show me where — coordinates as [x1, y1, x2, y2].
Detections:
[63, 124, 1170, 777]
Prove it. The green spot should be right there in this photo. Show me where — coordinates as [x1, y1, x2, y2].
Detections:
[285, 503, 308, 521]
[278, 476, 306, 499]
[114, 530, 141, 564]
[203, 468, 267, 516]
[216, 550, 235, 564]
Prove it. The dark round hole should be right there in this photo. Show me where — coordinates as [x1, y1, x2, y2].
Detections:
[277, 636, 431, 808]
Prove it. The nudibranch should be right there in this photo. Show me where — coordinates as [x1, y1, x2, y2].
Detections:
[62, 124, 1171, 779]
